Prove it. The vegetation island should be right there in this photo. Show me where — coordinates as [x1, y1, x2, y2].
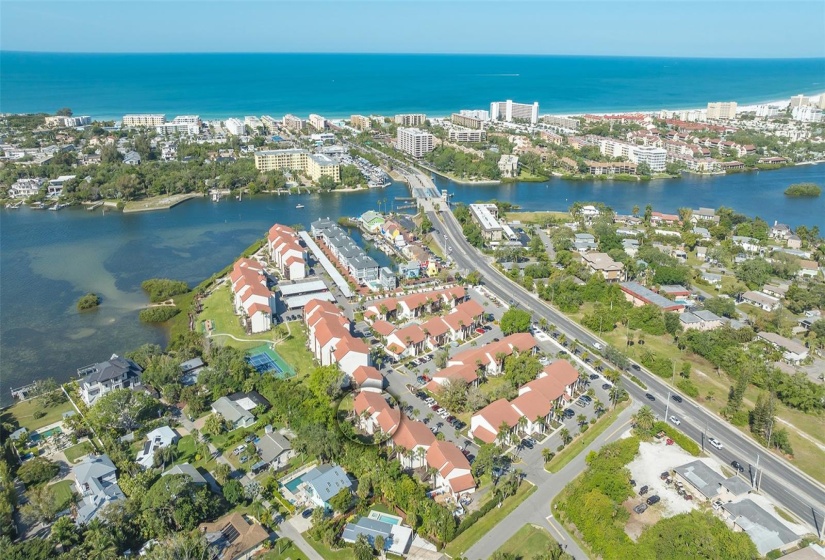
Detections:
[784, 182, 822, 197]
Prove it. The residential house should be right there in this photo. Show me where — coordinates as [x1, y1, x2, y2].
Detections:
[77, 354, 143, 406]
[740, 291, 780, 312]
[650, 212, 680, 226]
[620, 282, 685, 312]
[581, 252, 625, 282]
[255, 427, 293, 469]
[659, 285, 691, 301]
[302, 464, 353, 510]
[693, 227, 711, 240]
[211, 396, 257, 430]
[135, 426, 179, 469]
[679, 310, 723, 331]
[798, 260, 821, 278]
[470, 399, 523, 445]
[8, 177, 46, 198]
[696, 246, 708, 261]
[198, 513, 270, 560]
[732, 236, 761, 254]
[390, 416, 436, 469]
[691, 208, 720, 224]
[573, 233, 598, 253]
[770, 221, 792, 240]
[162, 463, 207, 486]
[74, 455, 125, 524]
[757, 332, 809, 363]
[123, 151, 141, 165]
[762, 283, 789, 299]
[701, 271, 722, 287]
[622, 239, 640, 257]
[353, 390, 401, 437]
[427, 362, 482, 391]
[385, 324, 427, 358]
[180, 357, 205, 386]
[351, 365, 384, 392]
[342, 516, 413, 556]
[787, 235, 802, 250]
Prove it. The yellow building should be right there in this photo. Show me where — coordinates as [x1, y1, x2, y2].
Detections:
[254, 149, 340, 182]
[350, 115, 372, 131]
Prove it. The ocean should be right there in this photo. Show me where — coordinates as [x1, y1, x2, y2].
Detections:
[1, 52, 824, 119]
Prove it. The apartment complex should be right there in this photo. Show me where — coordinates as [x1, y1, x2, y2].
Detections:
[490, 100, 539, 124]
[254, 149, 341, 182]
[451, 113, 484, 129]
[309, 114, 327, 130]
[122, 114, 166, 127]
[599, 139, 666, 171]
[468, 203, 517, 242]
[245, 115, 263, 131]
[542, 115, 579, 129]
[706, 102, 738, 120]
[45, 115, 91, 127]
[156, 121, 200, 135]
[282, 114, 304, 131]
[396, 127, 434, 158]
[261, 115, 280, 133]
[311, 218, 379, 285]
[459, 109, 490, 121]
[350, 115, 372, 130]
[792, 106, 823, 123]
[224, 118, 245, 136]
[448, 128, 486, 142]
[394, 113, 427, 126]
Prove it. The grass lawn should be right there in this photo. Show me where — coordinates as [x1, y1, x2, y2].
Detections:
[257, 540, 309, 560]
[199, 285, 275, 346]
[444, 481, 537, 557]
[505, 211, 571, 224]
[50, 480, 76, 511]
[303, 534, 355, 560]
[545, 400, 630, 473]
[175, 435, 218, 471]
[492, 524, 561, 559]
[2, 395, 74, 432]
[63, 441, 95, 463]
[273, 326, 315, 378]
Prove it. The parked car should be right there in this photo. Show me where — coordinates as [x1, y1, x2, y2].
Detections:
[633, 503, 648, 514]
[646, 495, 661, 505]
[709, 437, 723, 450]
[302, 508, 314, 519]
[602, 383, 611, 390]
[589, 373, 599, 380]
[594, 342, 603, 350]
[639, 485, 649, 495]
[521, 438, 534, 449]
[669, 415, 681, 425]
[492, 337, 500, 342]
[475, 327, 485, 334]
[731, 460, 744, 472]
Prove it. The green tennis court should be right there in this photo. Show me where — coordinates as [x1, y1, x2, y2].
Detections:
[247, 344, 295, 378]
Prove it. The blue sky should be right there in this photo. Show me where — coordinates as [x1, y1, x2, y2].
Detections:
[2, 1, 823, 58]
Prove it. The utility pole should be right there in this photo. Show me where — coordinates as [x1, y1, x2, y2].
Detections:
[753, 454, 760, 490]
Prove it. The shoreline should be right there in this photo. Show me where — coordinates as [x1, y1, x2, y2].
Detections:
[122, 192, 203, 213]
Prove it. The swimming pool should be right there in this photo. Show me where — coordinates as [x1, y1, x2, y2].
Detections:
[283, 474, 305, 494]
[368, 510, 402, 526]
[30, 426, 63, 442]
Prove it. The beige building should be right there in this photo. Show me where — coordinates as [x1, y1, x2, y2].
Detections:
[394, 113, 427, 126]
[350, 115, 372, 131]
[309, 114, 327, 130]
[122, 114, 166, 127]
[282, 114, 304, 131]
[254, 149, 340, 182]
[396, 128, 434, 158]
[581, 252, 625, 282]
[451, 113, 484, 129]
[706, 102, 738, 120]
[448, 128, 486, 143]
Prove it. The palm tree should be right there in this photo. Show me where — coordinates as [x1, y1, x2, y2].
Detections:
[427, 466, 439, 489]
[576, 414, 587, 427]
[542, 448, 554, 463]
[497, 421, 511, 447]
[593, 398, 604, 416]
[559, 427, 571, 446]
[517, 416, 528, 436]
[633, 405, 656, 433]
[533, 414, 546, 434]
[416, 446, 427, 469]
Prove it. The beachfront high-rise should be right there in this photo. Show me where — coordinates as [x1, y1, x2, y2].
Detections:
[282, 114, 304, 131]
[350, 115, 373, 131]
[396, 128, 434, 158]
[706, 102, 738, 120]
[394, 113, 427, 126]
[309, 114, 327, 130]
[122, 114, 166, 127]
[224, 118, 245, 136]
[254, 149, 340, 182]
[490, 100, 539, 124]
[451, 113, 485, 129]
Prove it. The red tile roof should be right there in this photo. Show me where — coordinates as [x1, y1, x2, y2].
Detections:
[371, 320, 396, 337]
[391, 416, 435, 450]
[510, 390, 552, 421]
[474, 399, 521, 433]
[352, 365, 383, 385]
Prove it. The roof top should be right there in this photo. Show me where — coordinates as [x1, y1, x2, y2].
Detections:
[302, 464, 352, 502]
[673, 460, 725, 499]
[722, 499, 800, 555]
[162, 463, 207, 485]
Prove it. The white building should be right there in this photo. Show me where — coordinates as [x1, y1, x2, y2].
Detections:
[498, 154, 519, 178]
[490, 100, 539, 124]
[45, 115, 91, 127]
[755, 105, 780, 118]
[309, 114, 327, 130]
[790, 94, 809, 108]
[156, 122, 200, 135]
[706, 102, 738, 120]
[791, 106, 823, 123]
[122, 114, 166, 127]
[261, 115, 280, 133]
[77, 354, 143, 406]
[599, 139, 666, 172]
[459, 109, 490, 121]
[448, 128, 486, 142]
[171, 115, 200, 125]
[135, 426, 179, 469]
[224, 118, 245, 136]
[396, 127, 434, 158]
[47, 175, 76, 197]
[8, 177, 45, 198]
[282, 114, 304, 131]
[244, 116, 263, 131]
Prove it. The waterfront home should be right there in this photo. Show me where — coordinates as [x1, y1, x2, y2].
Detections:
[255, 427, 293, 469]
[47, 175, 76, 197]
[302, 464, 353, 510]
[8, 177, 45, 198]
[650, 212, 680, 226]
[74, 454, 125, 524]
[770, 221, 793, 240]
[311, 218, 379, 285]
[229, 258, 275, 334]
[135, 426, 179, 469]
[198, 513, 270, 560]
[162, 463, 207, 486]
[359, 211, 385, 233]
[78, 354, 143, 406]
[267, 223, 307, 280]
[757, 332, 809, 364]
[691, 208, 720, 224]
[740, 290, 780, 312]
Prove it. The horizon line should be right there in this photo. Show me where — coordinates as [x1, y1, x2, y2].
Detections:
[2, 50, 824, 60]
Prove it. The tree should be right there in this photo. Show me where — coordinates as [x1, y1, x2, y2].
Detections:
[663, 312, 682, 336]
[542, 448, 554, 463]
[466, 270, 482, 286]
[222, 478, 244, 506]
[56, 107, 73, 116]
[214, 463, 231, 485]
[703, 296, 737, 318]
[559, 428, 572, 446]
[638, 510, 757, 559]
[17, 457, 59, 486]
[500, 308, 531, 335]
[353, 534, 374, 560]
[204, 413, 226, 436]
[20, 485, 61, 524]
[637, 162, 651, 176]
[439, 378, 469, 413]
[434, 349, 449, 369]
[632, 406, 655, 433]
[328, 488, 352, 513]
[86, 388, 160, 435]
[503, 352, 542, 386]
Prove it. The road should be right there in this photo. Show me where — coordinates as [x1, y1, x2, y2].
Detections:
[426, 200, 825, 535]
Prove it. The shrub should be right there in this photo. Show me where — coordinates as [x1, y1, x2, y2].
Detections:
[653, 421, 701, 456]
[33, 410, 47, 419]
[676, 379, 699, 398]
[140, 278, 189, 302]
[139, 306, 180, 323]
[77, 293, 101, 311]
[629, 375, 647, 389]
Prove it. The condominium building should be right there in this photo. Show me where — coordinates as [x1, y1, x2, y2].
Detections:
[459, 109, 490, 121]
[448, 128, 486, 142]
[490, 100, 539, 124]
[309, 114, 327, 130]
[755, 105, 780, 118]
[706, 102, 738, 120]
[790, 94, 809, 108]
[261, 115, 280, 134]
[599, 139, 666, 172]
[282, 114, 304, 131]
[394, 113, 427, 126]
[224, 118, 245, 136]
[45, 115, 92, 127]
[542, 115, 579, 130]
[245, 116, 263, 131]
[791, 106, 823, 123]
[171, 115, 200, 125]
[156, 122, 200, 135]
[254, 149, 341, 182]
[396, 128, 434, 158]
[122, 114, 166, 127]
[451, 113, 484, 129]
[350, 115, 372, 131]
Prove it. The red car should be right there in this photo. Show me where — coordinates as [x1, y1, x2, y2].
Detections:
[475, 327, 485, 334]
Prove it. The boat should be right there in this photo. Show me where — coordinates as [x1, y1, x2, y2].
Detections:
[295, 204, 305, 209]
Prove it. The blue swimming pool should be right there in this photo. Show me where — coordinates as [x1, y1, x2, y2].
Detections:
[283, 474, 304, 494]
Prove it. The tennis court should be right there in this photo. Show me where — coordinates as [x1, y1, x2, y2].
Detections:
[247, 344, 295, 378]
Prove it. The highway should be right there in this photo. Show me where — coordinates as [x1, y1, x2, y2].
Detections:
[426, 203, 825, 536]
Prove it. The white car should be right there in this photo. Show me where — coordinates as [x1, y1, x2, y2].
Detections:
[594, 342, 603, 350]
[669, 415, 681, 425]
[708, 437, 723, 449]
